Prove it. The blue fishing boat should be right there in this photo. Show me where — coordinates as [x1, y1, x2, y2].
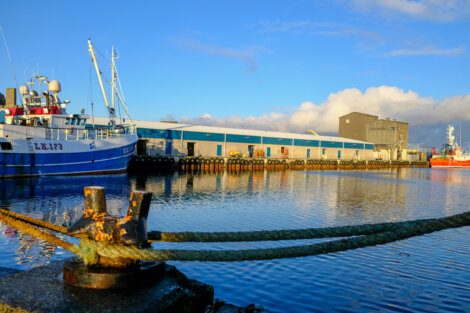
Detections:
[0, 40, 138, 177]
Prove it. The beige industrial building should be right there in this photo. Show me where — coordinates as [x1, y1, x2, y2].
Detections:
[339, 112, 409, 160]
[93, 117, 376, 160]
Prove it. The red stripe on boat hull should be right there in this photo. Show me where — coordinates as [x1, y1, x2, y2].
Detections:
[430, 157, 470, 168]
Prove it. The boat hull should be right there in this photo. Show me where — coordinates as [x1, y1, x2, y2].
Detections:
[430, 156, 470, 168]
[0, 134, 137, 177]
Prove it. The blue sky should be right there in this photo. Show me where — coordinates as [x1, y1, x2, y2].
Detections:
[1, 0, 470, 146]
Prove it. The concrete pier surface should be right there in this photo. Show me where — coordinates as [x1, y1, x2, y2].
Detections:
[0, 267, 20, 279]
[0, 260, 267, 313]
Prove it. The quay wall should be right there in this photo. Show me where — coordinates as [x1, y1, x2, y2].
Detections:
[128, 156, 430, 174]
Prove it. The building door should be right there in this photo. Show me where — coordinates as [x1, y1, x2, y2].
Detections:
[165, 142, 172, 155]
[248, 145, 254, 157]
[137, 139, 147, 155]
[217, 144, 222, 156]
[187, 142, 195, 157]
[307, 148, 311, 159]
[337, 150, 341, 159]
[266, 147, 271, 157]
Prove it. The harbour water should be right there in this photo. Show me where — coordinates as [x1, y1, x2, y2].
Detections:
[0, 169, 469, 312]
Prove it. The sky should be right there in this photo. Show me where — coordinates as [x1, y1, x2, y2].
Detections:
[1, 0, 470, 147]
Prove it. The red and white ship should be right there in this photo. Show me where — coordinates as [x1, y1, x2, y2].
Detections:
[430, 125, 470, 168]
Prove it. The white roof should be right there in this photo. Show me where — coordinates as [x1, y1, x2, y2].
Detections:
[92, 117, 371, 144]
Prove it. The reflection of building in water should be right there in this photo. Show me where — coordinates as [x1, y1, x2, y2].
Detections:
[134, 172, 261, 197]
[67, 170, 439, 229]
[279, 170, 289, 191]
[284, 173, 323, 219]
[330, 169, 409, 222]
[132, 171, 287, 201]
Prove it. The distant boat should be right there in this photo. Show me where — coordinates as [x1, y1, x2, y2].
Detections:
[0, 40, 138, 177]
[430, 125, 470, 168]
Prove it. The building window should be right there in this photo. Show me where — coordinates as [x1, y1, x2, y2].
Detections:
[322, 148, 326, 156]
[345, 119, 350, 124]
[0, 142, 12, 150]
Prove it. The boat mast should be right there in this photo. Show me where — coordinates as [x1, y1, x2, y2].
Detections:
[88, 39, 114, 120]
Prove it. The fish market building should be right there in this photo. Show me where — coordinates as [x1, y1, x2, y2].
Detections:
[93, 118, 375, 160]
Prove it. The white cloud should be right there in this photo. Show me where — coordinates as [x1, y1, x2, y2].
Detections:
[182, 112, 290, 133]
[181, 86, 470, 142]
[352, 0, 470, 21]
[258, 20, 313, 33]
[256, 20, 382, 41]
[172, 38, 270, 72]
[384, 46, 465, 57]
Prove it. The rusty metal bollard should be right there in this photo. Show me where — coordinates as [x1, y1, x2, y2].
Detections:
[63, 186, 163, 289]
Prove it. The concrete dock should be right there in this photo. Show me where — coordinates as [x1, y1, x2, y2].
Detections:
[0, 260, 267, 313]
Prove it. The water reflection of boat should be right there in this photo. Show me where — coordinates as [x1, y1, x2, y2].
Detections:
[0, 174, 130, 201]
[0, 174, 131, 226]
[429, 168, 468, 184]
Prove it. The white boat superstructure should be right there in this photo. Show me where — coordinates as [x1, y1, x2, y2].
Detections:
[0, 40, 138, 177]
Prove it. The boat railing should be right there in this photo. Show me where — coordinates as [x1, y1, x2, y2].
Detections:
[45, 124, 136, 141]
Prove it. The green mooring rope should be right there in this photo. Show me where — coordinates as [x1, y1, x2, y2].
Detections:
[148, 214, 462, 242]
[79, 210, 470, 264]
[1, 208, 469, 264]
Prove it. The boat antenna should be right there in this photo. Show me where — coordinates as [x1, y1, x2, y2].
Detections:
[113, 53, 134, 124]
[115, 83, 133, 124]
[87, 61, 95, 128]
[87, 39, 114, 122]
[0, 25, 20, 102]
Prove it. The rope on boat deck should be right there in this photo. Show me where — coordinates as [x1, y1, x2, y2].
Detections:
[1, 208, 469, 264]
